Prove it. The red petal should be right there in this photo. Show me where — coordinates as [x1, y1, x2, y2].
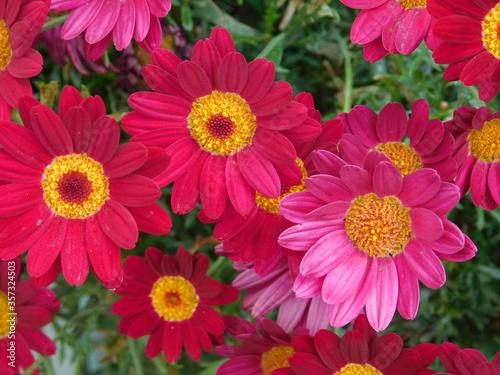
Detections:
[127, 203, 172, 235]
[61, 219, 89, 285]
[200, 154, 228, 219]
[30, 105, 73, 156]
[97, 200, 138, 249]
[217, 52, 248, 94]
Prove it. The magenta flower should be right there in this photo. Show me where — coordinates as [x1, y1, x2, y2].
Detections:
[0, 86, 172, 288]
[122, 27, 312, 220]
[437, 342, 500, 375]
[445, 105, 500, 210]
[278, 151, 476, 331]
[339, 100, 457, 182]
[341, 0, 439, 62]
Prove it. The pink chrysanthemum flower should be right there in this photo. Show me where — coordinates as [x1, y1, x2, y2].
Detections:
[0, 0, 48, 118]
[444, 105, 500, 210]
[341, 0, 439, 62]
[215, 316, 308, 375]
[51, 0, 171, 59]
[278, 151, 477, 331]
[281, 314, 437, 375]
[436, 342, 500, 375]
[112, 247, 238, 363]
[428, 0, 500, 101]
[121, 26, 312, 220]
[0, 86, 172, 288]
[339, 100, 457, 182]
[0, 258, 61, 375]
[232, 253, 329, 335]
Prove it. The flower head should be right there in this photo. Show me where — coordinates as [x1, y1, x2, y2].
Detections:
[437, 342, 500, 375]
[0, 258, 61, 375]
[341, 0, 439, 62]
[122, 26, 315, 220]
[0, 0, 48, 117]
[278, 151, 476, 331]
[428, 0, 500, 101]
[112, 247, 238, 362]
[0, 86, 172, 288]
[285, 314, 437, 375]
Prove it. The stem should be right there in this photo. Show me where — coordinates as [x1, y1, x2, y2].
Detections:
[41, 14, 69, 33]
[128, 337, 145, 375]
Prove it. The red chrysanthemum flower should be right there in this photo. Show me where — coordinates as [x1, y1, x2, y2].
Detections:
[278, 151, 476, 331]
[121, 26, 313, 220]
[341, 0, 439, 62]
[51, 0, 171, 60]
[0, 86, 172, 288]
[436, 342, 500, 375]
[0, 0, 48, 118]
[339, 100, 457, 182]
[112, 247, 239, 363]
[0, 258, 61, 375]
[428, 0, 500, 101]
[444, 105, 500, 210]
[215, 316, 308, 375]
[282, 314, 437, 375]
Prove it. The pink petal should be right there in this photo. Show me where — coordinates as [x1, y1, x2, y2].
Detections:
[376, 103, 407, 143]
[86, 116, 120, 164]
[403, 239, 446, 289]
[225, 153, 257, 216]
[103, 142, 148, 178]
[61, 0, 104, 40]
[236, 146, 280, 198]
[278, 220, 345, 251]
[217, 52, 248, 94]
[257, 101, 308, 131]
[63, 106, 92, 153]
[239, 58, 275, 104]
[409, 208, 444, 241]
[190, 39, 221, 89]
[97, 200, 138, 249]
[177, 61, 212, 99]
[61, 219, 90, 285]
[251, 81, 293, 117]
[85, 0, 120, 44]
[252, 127, 297, 165]
[133, 0, 150, 41]
[112, 0, 135, 50]
[279, 191, 324, 223]
[200, 154, 229, 219]
[0, 183, 43, 216]
[394, 254, 420, 319]
[127, 203, 172, 235]
[373, 161, 403, 197]
[460, 51, 499, 86]
[398, 169, 440, 207]
[0, 149, 43, 183]
[29, 105, 73, 156]
[128, 92, 191, 121]
[109, 174, 161, 207]
[394, 8, 431, 55]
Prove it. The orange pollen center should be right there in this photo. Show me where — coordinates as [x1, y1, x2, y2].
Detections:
[150, 275, 199, 321]
[256, 158, 308, 214]
[468, 118, 500, 163]
[0, 20, 12, 70]
[188, 90, 257, 155]
[41, 153, 109, 219]
[335, 363, 383, 375]
[344, 193, 412, 257]
[399, 0, 427, 10]
[376, 142, 423, 177]
[482, 4, 500, 57]
[0, 291, 12, 339]
[261, 345, 295, 375]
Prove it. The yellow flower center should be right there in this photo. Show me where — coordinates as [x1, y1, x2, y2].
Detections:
[376, 142, 423, 177]
[261, 345, 295, 375]
[150, 275, 199, 321]
[0, 291, 13, 339]
[188, 90, 257, 155]
[482, 4, 500, 57]
[398, 0, 427, 10]
[256, 158, 307, 214]
[335, 363, 383, 375]
[0, 20, 12, 70]
[468, 118, 500, 163]
[345, 193, 412, 257]
[41, 154, 109, 219]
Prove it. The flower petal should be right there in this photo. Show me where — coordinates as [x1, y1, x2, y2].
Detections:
[97, 200, 138, 249]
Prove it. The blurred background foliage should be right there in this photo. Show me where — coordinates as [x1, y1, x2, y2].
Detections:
[26, 0, 500, 373]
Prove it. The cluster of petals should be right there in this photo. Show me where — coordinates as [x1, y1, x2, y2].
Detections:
[112, 246, 238, 363]
[51, 0, 171, 59]
[281, 314, 438, 375]
[444, 105, 500, 210]
[428, 0, 500, 101]
[215, 316, 306, 375]
[232, 252, 329, 335]
[0, 0, 48, 118]
[0, 258, 61, 374]
[339, 100, 457, 182]
[436, 342, 500, 375]
[0, 86, 171, 288]
[122, 26, 316, 221]
[278, 151, 477, 331]
[340, 0, 439, 62]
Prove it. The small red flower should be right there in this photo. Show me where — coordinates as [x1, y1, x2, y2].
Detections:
[437, 342, 500, 375]
[112, 247, 239, 363]
[0, 258, 61, 375]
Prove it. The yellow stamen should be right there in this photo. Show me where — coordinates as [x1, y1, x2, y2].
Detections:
[376, 142, 423, 177]
[42, 154, 109, 219]
[469, 118, 500, 163]
[482, 4, 500, 57]
[0, 291, 13, 339]
[256, 158, 307, 214]
[188, 91, 257, 155]
[150, 275, 199, 321]
[261, 345, 295, 375]
[335, 363, 383, 375]
[398, 0, 427, 10]
[345, 193, 412, 257]
[0, 20, 12, 70]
